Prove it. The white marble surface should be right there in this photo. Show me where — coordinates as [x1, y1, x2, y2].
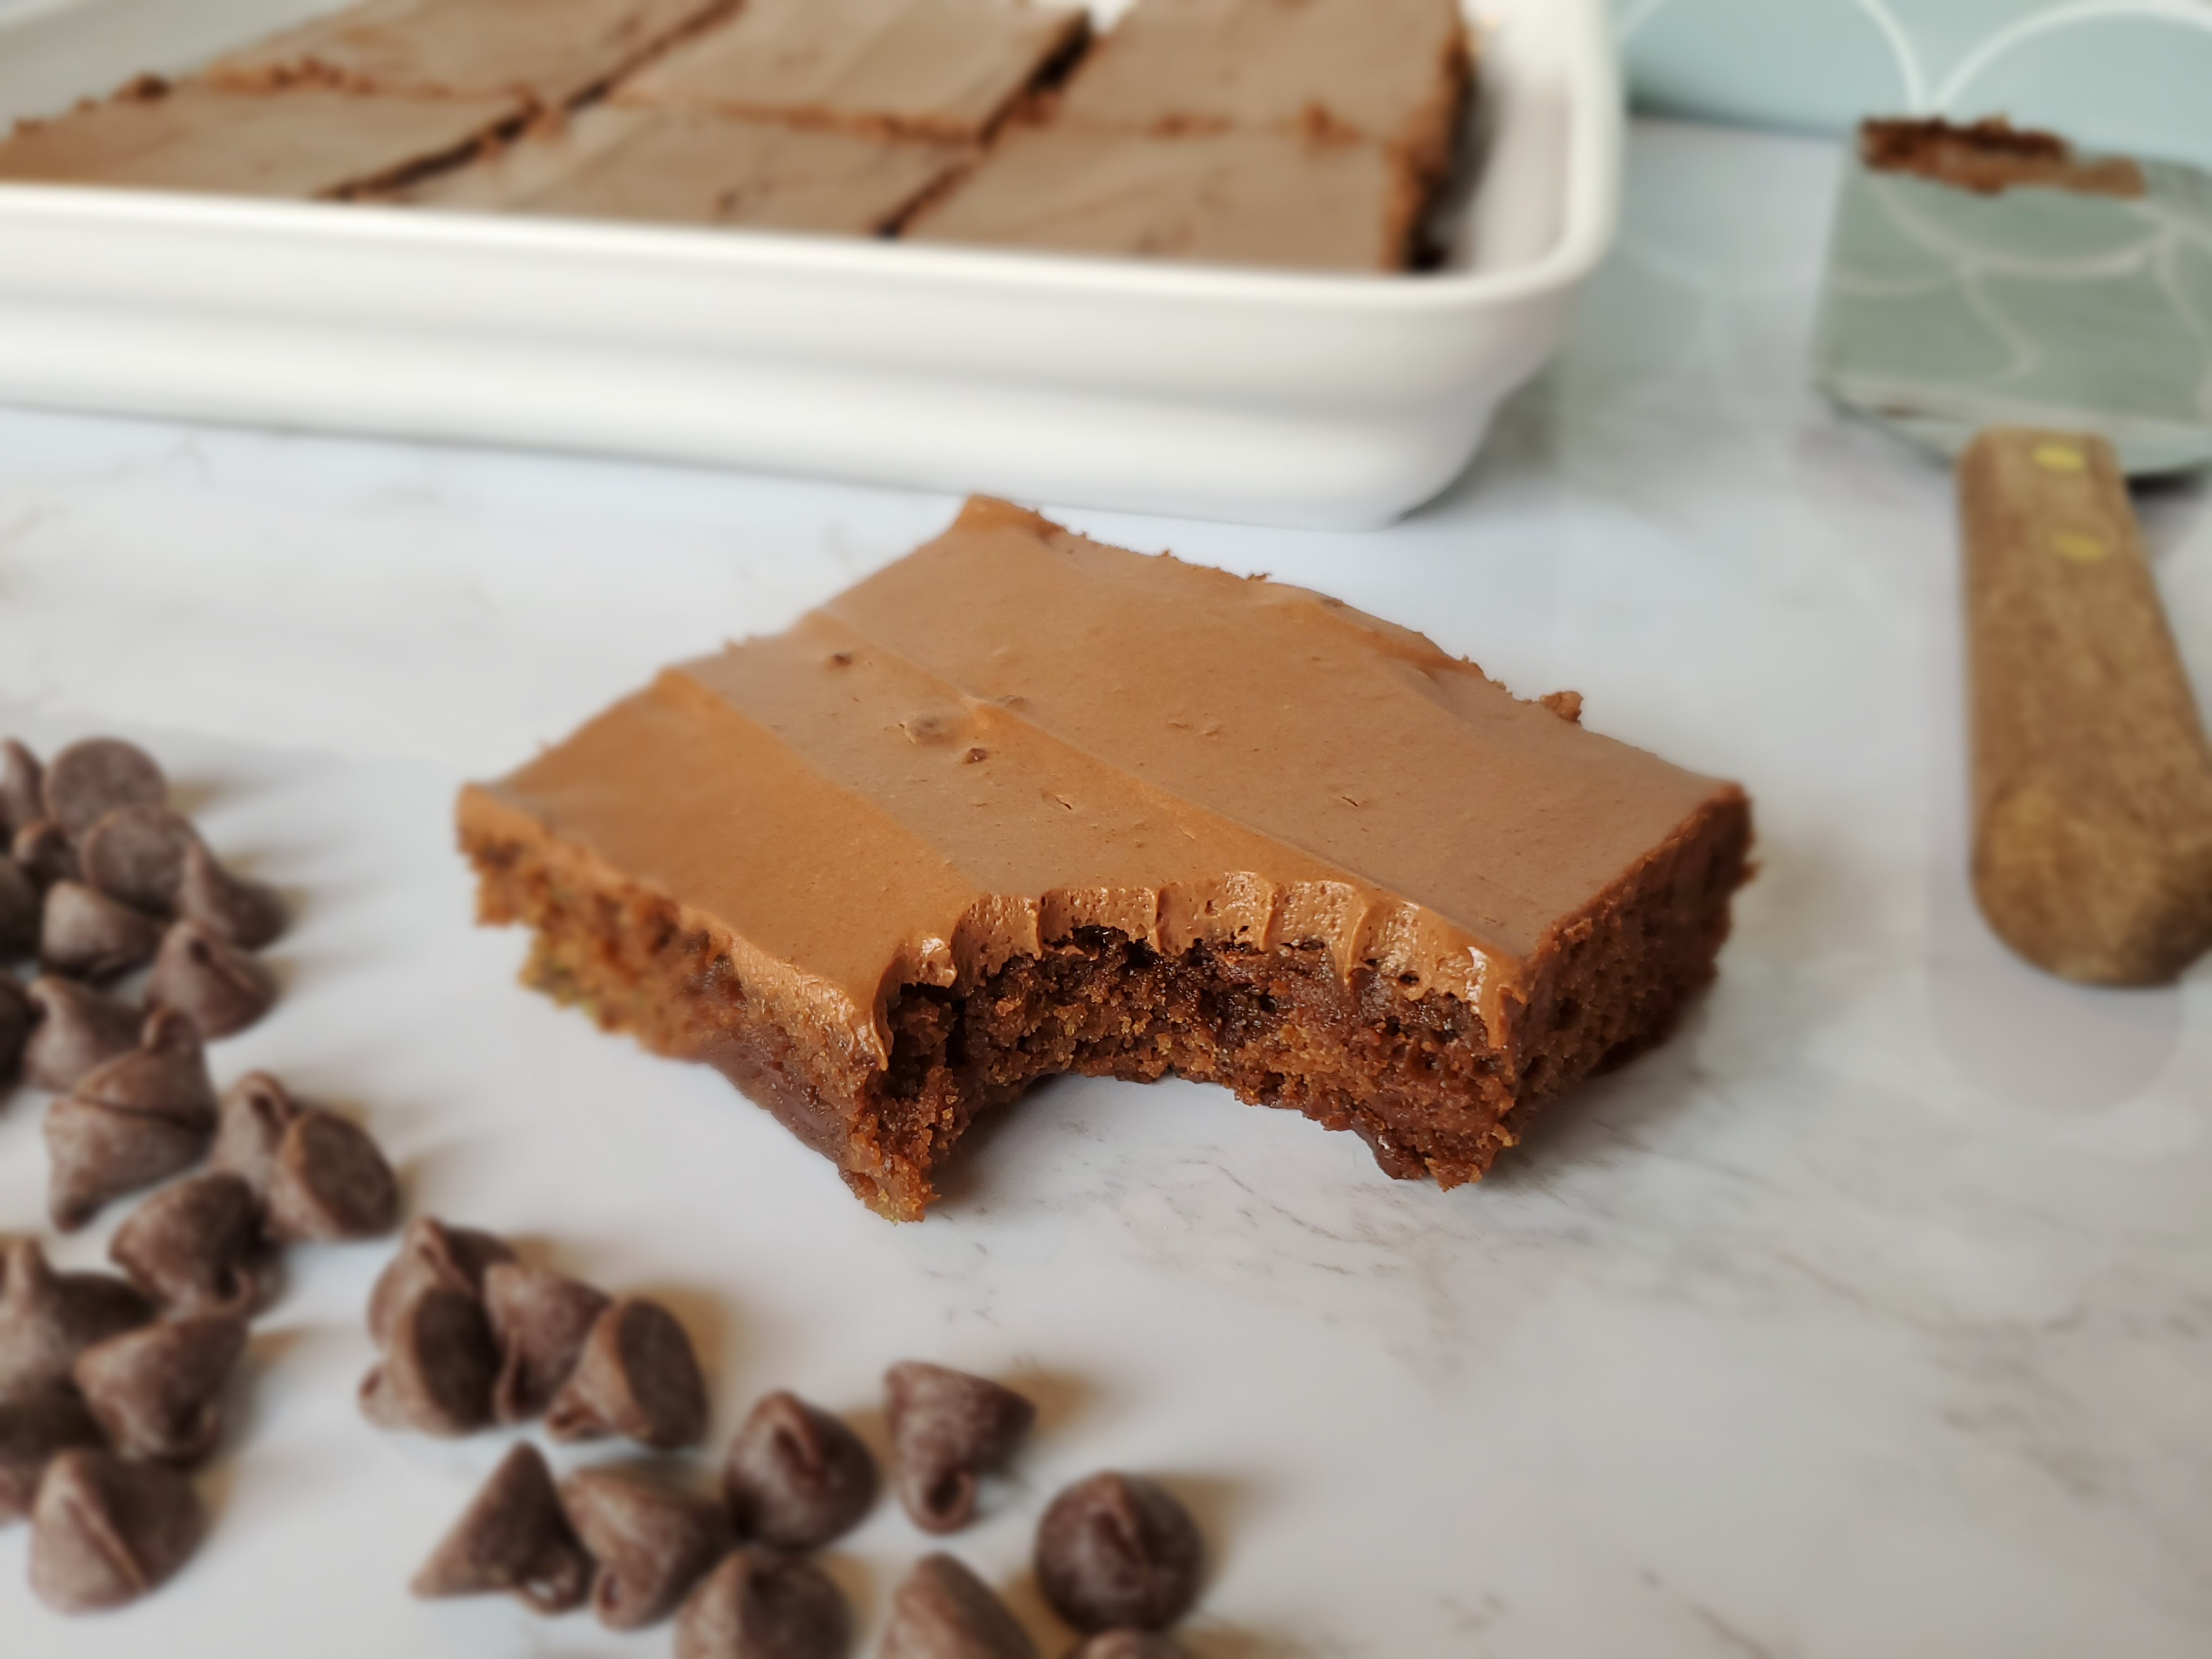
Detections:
[2, 119, 2210, 1657]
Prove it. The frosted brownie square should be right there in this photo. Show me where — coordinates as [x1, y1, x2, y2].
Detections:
[0, 78, 523, 198]
[616, 0, 1090, 141]
[1054, 0, 1470, 182]
[458, 499, 1753, 1222]
[905, 120, 1420, 271]
[209, 0, 732, 109]
[399, 104, 968, 233]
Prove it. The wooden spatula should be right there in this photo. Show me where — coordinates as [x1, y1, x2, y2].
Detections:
[1960, 430, 2212, 983]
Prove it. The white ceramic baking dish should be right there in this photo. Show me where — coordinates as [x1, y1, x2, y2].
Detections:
[0, 0, 1620, 529]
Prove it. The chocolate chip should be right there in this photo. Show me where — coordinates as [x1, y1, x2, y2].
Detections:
[42, 738, 166, 840]
[359, 1285, 496, 1437]
[723, 1390, 877, 1551]
[12, 820, 80, 888]
[78, 804, 200, 915]
[46, 1009, 219, 1230]
[1034, 1474, 1201, 1634]
[560, 1465, 734, 1630]
[46, 1099, 211, 1233]
[108, 1171, 262, 1316]
[411, 1442, 595, 1613]
[147, 918, 278, 1039]
[72, 1312, 247, 1466]
[76, 1006, 218, 1119]
[0, 740, 42, 839]
[0, 1395, 103, 1524]
[21, 975, 141, 1092]
[0, 972, 28, 1085]
[29, 1448, 206, 1613]
[0, 1239, 153, 1403]
[483, 1261, 609, 1424]
[41, 880, 162, 981]
[885, 1362, 1037, 1535]
[264, 1109, 398, 1243]
[209, 1070, 300, 1196]
[881, 1554, 1039, 1659]
[0, 857, 36, 958]
[546, 1296, 708, 1451]
[177, 839, 287, 950]
[366, 1217, 515, 1347]
[1064, 1634, 1189, 1659]
[677, 1551, 853, 1659]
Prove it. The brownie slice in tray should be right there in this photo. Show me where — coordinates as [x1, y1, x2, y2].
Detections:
[208, 0, 733, 110]
[615, 0, 1091, 142]
[400, 104, 970, 236]
[0, 77, 523, 199]
[905, 120, 1423, 271]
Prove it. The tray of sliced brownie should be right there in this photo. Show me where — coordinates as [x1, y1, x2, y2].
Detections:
[0, 0, 1620, 527]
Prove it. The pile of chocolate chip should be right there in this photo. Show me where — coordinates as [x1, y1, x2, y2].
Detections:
[1, 738, 288, 1096]
[375, 1220, 1206, 1658]
[3, 734, 405, 1615]
[2, 1065, 400, 1613]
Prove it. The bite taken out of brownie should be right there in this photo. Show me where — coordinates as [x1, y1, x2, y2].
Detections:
[458, 499, 1753, 1221]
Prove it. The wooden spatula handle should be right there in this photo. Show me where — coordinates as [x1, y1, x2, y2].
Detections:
[1960, 429, 2212, 984]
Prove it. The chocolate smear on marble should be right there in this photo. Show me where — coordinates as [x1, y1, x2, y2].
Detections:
[561, 1465, 733, 1631]
[46, 1009, 218, 1229]
[367, 1217, 515, 1347]
[147, 918, 278, 1039]
[359, 1285, 496, 1437]
[21, 975, 141, 1092]
[41, 881, 162, 981]
[0, 972, 29, 1085]
[0, 857, 37, 958]
[723, 1389, 877, 1551]
[1065, 1634, 1189, 1659]
[546, 1296, 708, 1451]
[1034, 1474, 1201, 1634]
[266, 1109, 398, 1243]
[677, 1550, 853, 1659]
[0, 1239, 153, 1403]
[882, 1553, 1039, 1659]
[74, 1312, 247, 1466]
[484, 1261, 608, 1424]
[178, 839, 287, 950]
[411, 1441, 595, 1613]
[0, 740, 42, 838]
[210, 1070, 300, 1196]
[0, 1394, 104, 1525]
[885, 1362, 1036, 1536]
[109, 1171, 262, 1316]
[42, 738, 166, 840]
[79, 804, 199, 915]
[12, 820, 79, 888]
[30, 1448, 207, 1613]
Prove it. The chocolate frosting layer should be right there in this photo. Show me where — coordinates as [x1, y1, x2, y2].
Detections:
[1056, 0, 1468, 169]
[465, 500, 1741, 1077]
[403, 105, 967, 235]
[0, 81, 521, 198]
[210, 0, 728, 108]
[907, 122, 1412, 272]
[618, 0, 1088, 140]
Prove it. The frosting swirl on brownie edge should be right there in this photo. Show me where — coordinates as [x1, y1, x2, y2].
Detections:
[460, 498, 1742, 1074]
